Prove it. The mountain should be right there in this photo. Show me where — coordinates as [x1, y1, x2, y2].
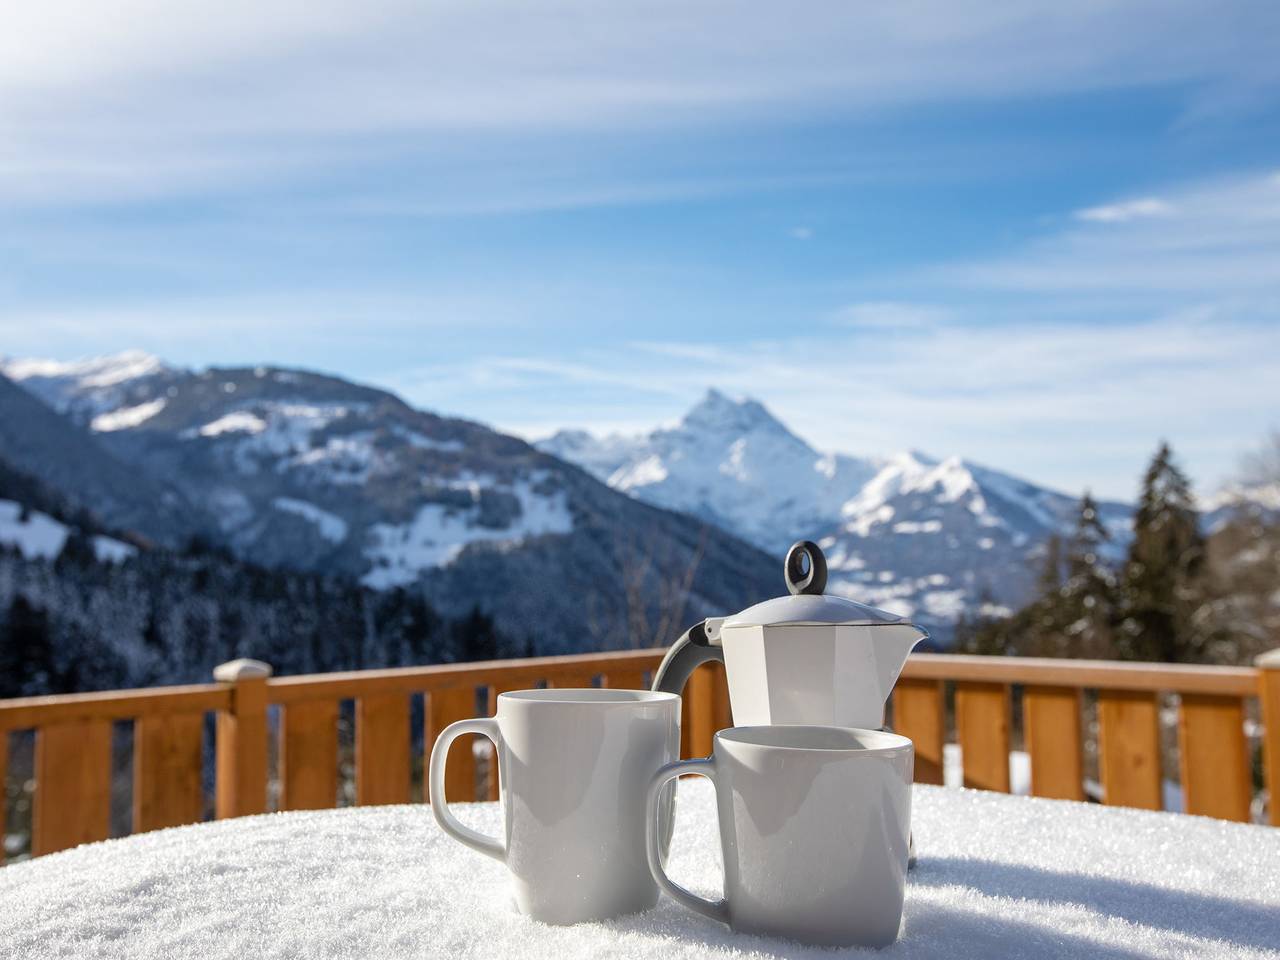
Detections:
[0, 354, 778, 650]
[539, 389, 880, 552]
[539, 390, 1135, 639]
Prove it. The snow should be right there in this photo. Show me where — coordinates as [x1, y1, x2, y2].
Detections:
[90, 398, 167, 432]
[186, 411, 268, 438]
[0, 501, 134, 562]
[363, 477, 574, 588]
[922, 590, 967, 620]
[1, 349, 164, 389]
[395, 427, 465, 453]
[0, 500, 68, 558]
[272, 498, 349, 544]
[611, 454, 668, 488]
[893, 520, 943, 534]
[2, 779, 1277, 959]
[92, 535, 137, 563]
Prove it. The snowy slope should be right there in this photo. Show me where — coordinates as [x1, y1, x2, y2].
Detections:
[540, 391, 1134, 639]
[818, 450, 1131, 629]
[0, 499, 136, 563]
[2, 354, 778, 649]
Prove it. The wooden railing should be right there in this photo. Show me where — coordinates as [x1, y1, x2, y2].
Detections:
[2, 648, 1278, 862]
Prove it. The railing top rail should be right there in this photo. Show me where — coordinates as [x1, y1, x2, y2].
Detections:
[267, 648, 666, 704]
[0, 650, 1262, 729]
[0, 683, 230, 732]
[904, 654, 1258, 696]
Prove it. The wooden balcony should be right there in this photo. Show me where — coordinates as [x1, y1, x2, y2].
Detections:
[2, 648, 1278, 861]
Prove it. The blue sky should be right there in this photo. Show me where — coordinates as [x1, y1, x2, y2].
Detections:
[2, 0, 1278, 500]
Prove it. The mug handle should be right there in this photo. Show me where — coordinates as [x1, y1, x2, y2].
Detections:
[429, 717, 505, 862]
[645, 758, 729, 924]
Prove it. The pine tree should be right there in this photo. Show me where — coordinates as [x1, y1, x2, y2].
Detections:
[1119, 442, 1207, 662]
[1037, 534, 1063, 596]
[1056, 492, 1119, 659]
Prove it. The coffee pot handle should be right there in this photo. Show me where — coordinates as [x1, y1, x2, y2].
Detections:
[429, 717, 506, 862]
[651, 620, 724, 696]
[645, 758, 729, 924]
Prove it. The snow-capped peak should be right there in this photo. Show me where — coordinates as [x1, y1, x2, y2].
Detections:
[1, 349, 181, 422]
[1, 349, 169, 389]
[537, 389, 879, 553]
[679, 388, 793, 439]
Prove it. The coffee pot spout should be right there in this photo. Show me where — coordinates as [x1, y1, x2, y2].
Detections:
[872, 622, 930, 705]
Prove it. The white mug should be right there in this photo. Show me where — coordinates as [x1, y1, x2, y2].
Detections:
[430, 688, 680, 925]
[645, 725, 913, 948]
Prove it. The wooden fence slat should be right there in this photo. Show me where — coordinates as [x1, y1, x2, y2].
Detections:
[892, 679, 945, 785]
[134, 713, 204, 833]
[1024, 685, 1084, 801]
[426, 686, 478, 803]
[34, 719, 112, 855]
[356, 693, 410, 806]
[280, 700, 338, 811]
[1178, 694, 1251, 822]
[545, 672, 599, 689]
[956, 681, 1010, 792]
[684, 663, 718, 759]
[0, 731, 8, 865]
[1098, 689, 1162, 810]
[601, 669, 649, 691]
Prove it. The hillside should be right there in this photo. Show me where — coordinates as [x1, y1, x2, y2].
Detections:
[0, 354, 778, 650]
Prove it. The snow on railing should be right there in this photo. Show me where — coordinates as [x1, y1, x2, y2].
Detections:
[1, 649, 1278, 862]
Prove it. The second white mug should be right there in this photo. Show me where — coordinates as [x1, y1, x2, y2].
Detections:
[645, 725, 914, 948]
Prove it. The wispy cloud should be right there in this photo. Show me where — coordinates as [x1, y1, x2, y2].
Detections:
[2, 1, 1277, 207]
[1074, 197, 1173, 223]
[945, 169, 1280, 295]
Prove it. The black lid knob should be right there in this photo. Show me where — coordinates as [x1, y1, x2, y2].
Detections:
[784, 540, 828, 596]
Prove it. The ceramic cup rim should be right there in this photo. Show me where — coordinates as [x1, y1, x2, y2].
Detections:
[497, 688, 679, 707]
[715, 724, 912, 756]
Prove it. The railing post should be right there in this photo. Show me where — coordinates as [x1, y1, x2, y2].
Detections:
[214, 659, 272, 819]
[1257, 649, 1280, 826]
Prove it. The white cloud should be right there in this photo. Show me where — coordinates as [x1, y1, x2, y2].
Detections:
[1074, 197, 1173, 223]
[1, 1, 1277, 206]
[789, 227, 814, 240]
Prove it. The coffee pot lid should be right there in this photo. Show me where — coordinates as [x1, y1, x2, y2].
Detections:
[721, 540, 915, 629]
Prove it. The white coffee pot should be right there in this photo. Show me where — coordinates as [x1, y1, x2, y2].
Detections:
[652, 540, 929, 730]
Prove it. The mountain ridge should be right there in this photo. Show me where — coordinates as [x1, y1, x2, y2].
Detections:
[0, 353, 780, 650]
[539, 387, 1138, 638]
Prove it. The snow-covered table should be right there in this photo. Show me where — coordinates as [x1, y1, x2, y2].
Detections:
[3, 781, 1278, 959]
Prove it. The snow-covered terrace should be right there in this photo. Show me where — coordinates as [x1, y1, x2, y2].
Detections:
[0, 648, 1277, 957]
